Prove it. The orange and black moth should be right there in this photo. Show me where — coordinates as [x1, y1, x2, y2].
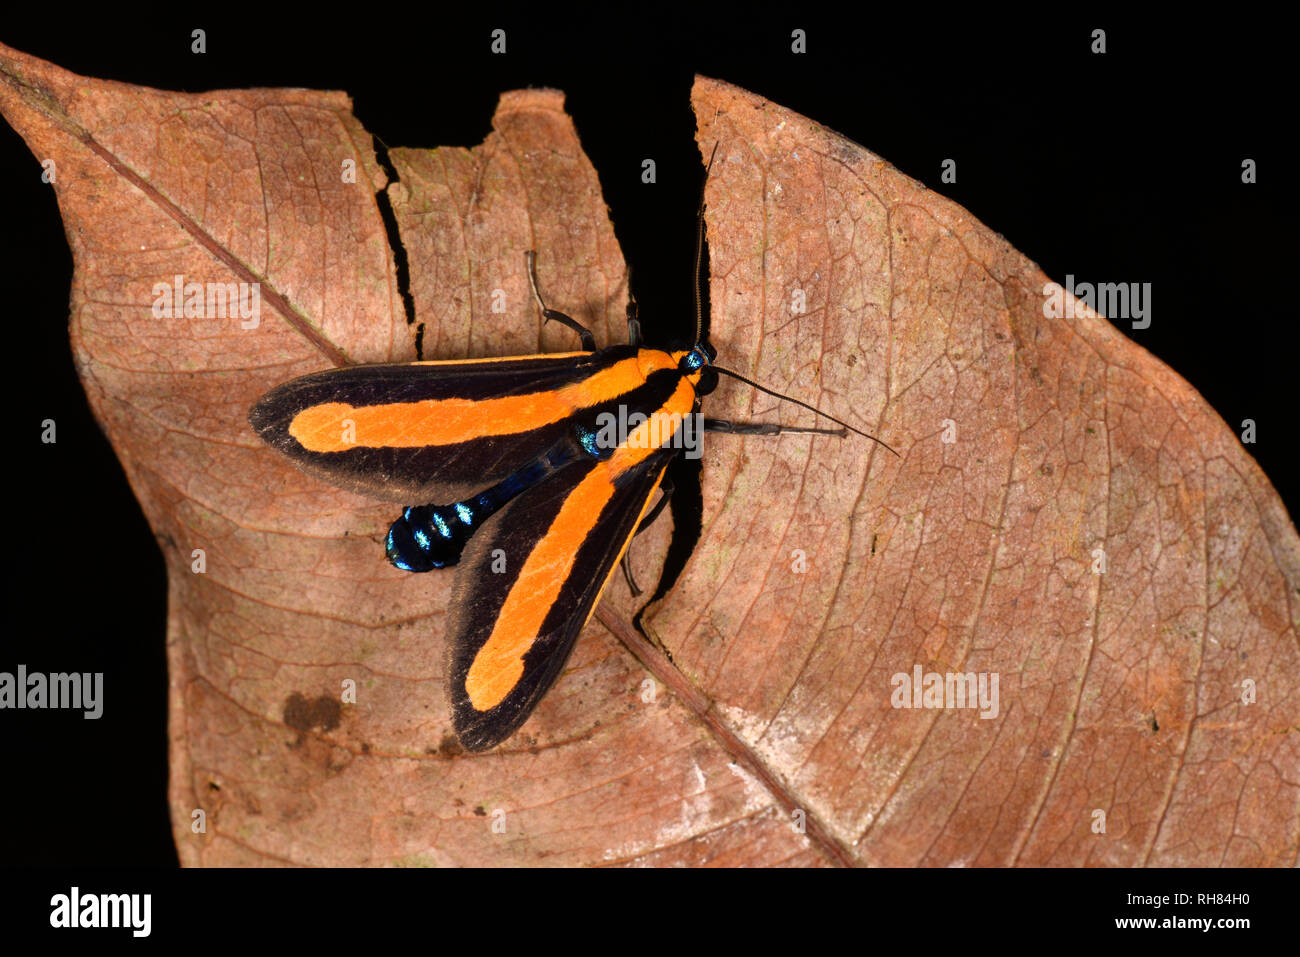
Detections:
[250, 181, 891, 751]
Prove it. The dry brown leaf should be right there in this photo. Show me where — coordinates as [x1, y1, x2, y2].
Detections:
[2, 42, 1295, 866]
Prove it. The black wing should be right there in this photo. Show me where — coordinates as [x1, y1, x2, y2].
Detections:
[247, 348, 637, 503]
[445, 449, 674, 750]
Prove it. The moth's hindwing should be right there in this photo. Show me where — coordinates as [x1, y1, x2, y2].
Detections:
[446, 449, 674, 751]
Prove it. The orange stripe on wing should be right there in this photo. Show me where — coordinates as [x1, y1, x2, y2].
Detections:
[287, 352, 678, 452]
[464, 461, 618, 710]
[463, 377, 698, 712]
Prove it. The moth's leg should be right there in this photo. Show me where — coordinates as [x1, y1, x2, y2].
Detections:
[619, 552, 641, 596]
[625, 268, 643, 347]
[619, 478, 675, 596]
[527, 251, 597, 352]
[635, 477, 674, 536]
[703, 418, 847, 437]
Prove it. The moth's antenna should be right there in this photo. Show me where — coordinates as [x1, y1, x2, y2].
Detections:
[712, 364, 900, 456]
[693, 142, 720, 344]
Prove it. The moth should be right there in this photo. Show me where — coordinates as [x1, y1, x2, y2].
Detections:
[249, 148, 893, 750]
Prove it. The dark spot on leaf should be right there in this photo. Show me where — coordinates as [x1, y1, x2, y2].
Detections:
[474, 805, 487, 817]
[208, 780, 221, 791]
[438, 734, 464, 758]
[1150, 714, 1159, 733]
[283, 692, 342, 733]
[327, 752, 352, 773]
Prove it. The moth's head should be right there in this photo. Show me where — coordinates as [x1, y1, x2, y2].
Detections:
[677, 342, 718, 396]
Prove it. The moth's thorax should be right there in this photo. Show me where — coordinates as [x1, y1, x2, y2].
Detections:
[631, 347, 702, 399]
[652, 345, 712, 394]
[635, 347, 682, 379]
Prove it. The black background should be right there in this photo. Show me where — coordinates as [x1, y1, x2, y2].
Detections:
[0, 1, 1294, 920]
